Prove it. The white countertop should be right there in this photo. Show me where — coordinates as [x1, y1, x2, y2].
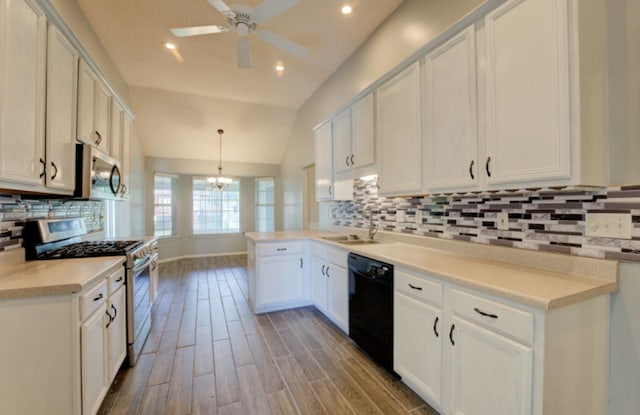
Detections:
[0, 252, 125, 299]
[245, 231, 618, 310]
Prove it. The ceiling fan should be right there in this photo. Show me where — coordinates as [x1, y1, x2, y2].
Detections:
[170, 0, 309, 68]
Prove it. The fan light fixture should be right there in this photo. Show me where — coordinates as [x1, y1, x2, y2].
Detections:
[341, 4, 352, 14]
[207, 129, 233, 190]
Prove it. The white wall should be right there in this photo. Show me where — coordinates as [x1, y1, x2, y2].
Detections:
[280, 0, 485, 230]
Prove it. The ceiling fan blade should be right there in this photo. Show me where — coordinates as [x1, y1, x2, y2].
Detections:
[208, 0, 235, 18]
[170, 25, 228, 37]
[253, 0, 298, 23]
[256, 30, 308, 58]
[237, 37, 252, 68]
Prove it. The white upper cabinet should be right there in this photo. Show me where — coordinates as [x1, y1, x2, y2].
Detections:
[78, 59, 111, 154]
[0, 0, 47, 187]
[332, 108, 352, 176]
[314, 120, 334, 201]
[109, 100, 123, 163]
[423, 27, 478, 192]
[377, 62, 422, 196]
[484, 0, 570, 186]
[333, 92, 376, 179]
[314, 119, 353, 202]
[119, 114, 132, 198]
[482, 0, 607, 189]
[45, 24, 78, 193]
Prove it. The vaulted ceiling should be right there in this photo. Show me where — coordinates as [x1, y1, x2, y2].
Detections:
[76, 0, 404, 164]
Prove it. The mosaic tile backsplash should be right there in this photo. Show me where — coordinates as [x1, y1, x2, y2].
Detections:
[0, 195, 104, 252]
[332, 179, 640, 263]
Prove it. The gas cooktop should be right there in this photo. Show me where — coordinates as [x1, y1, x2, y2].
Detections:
[37, 240, 143, 259]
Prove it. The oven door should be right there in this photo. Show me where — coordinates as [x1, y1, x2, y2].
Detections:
[126, 253, 155, 365]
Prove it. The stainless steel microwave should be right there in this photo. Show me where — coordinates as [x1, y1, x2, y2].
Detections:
[74, 143, 122, 199]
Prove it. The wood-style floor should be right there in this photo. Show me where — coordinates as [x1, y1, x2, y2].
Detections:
[99, 255, 439, 415]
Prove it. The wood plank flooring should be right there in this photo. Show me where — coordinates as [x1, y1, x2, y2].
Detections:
[99, 255, 439, 415]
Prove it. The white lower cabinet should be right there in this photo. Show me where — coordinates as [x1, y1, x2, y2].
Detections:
[80, 266, 127, 415]
[249, 240, 309, 313]
[394, 266, 610, 415]
[311, 242, 349, 333]
[395, 292, 442, 407]
[80, 294, 108, 415]
[0, 261, 126, 415]
[448, 316, 532, 415]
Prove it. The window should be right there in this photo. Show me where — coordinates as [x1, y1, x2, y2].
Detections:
[154, 173, 178, 236]
[255, 178, 275, 232]
[193, 177, 240, 234]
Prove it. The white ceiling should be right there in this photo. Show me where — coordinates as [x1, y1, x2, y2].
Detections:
[75, 0, 404, 164]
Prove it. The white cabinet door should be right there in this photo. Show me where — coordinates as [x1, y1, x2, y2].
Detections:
[110, 100, 123, 164]
[447, 317, 533, 415]
[327, 262, 348, 333]
[311, 256, 328, 313]
[94, 82, 111, 154]
[333, 108, 352, 175]
[395, 293, 442, 408]
[351, 92, 375, 170]
[424, 27, 478, 192]
[107, 286, 127, 383]
[314, 120, 334, 201]
[256, 255, 304, 307]
[120, 114, 132, 198]
[377, 62, 422, 195]
[45, 25, 78, 193]
[77, 60, 96, 145]
[484, 0, 570, 186]
[77, 60, 111, 154]
[81, 304, 109, 415]
[0, 0, 47, 186]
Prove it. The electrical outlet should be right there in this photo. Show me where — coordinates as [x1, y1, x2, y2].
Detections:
[585, 213, 632, 238]
[496, 212, 509, 230]
[415, 210, 423, 224]
[396, 210, 406, 222]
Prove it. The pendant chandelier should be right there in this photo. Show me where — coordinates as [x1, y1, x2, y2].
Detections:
[207, 128, 233, 190]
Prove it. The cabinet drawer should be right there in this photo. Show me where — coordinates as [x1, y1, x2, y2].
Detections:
[310, 242, 327, 259]
[107, 266, 125, 295]
[257, 241, 304, 256]
[80, 280, 108, 321]
[451, 289, 533, 345]
[327, 246, 348, 266]
[395, 269, 442, 307]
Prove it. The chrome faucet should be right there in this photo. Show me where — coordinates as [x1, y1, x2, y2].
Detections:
[363, 205, 378, 240]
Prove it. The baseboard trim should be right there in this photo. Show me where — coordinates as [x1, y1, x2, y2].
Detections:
[158, 251, 248, 264]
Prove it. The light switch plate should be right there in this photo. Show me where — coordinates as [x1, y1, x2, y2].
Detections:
[415, 210, 423, 224]
[497, 212, 509, 230]
[585, 213, 632, 239]
[396, 210, 406, 222]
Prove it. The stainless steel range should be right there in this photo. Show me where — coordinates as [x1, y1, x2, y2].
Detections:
[23, 218, 158, 366]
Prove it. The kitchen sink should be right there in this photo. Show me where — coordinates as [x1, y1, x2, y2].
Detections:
[338, 239, 382, 245]
[320, 234, 361, 242]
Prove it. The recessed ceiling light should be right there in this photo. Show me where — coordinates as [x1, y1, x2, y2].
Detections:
[275, 64, 285, 72]
[341, 4, 352, 14]
[164, 42, 177, 50]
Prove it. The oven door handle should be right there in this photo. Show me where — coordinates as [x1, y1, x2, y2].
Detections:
[132, 255, 155, 274]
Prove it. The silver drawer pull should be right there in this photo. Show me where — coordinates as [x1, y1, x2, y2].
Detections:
[408, 283, 423, 291]
[276, 248, 287, 251]
[474, 307, 498, 319]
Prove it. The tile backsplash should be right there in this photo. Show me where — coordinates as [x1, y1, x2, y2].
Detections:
[0, 195, 104, 252]
[332, 179, 640, 262]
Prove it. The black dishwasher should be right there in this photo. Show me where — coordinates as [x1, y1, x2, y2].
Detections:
[348, 253, 395, 374]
